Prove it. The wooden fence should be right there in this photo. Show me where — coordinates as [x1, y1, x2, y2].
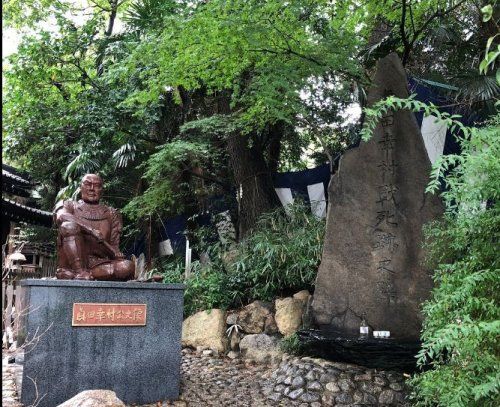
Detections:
[2, 282, 20, 348]
[2, 255, 57, 348]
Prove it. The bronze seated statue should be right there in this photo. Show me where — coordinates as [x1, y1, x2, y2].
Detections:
[54, 174, 135, 281]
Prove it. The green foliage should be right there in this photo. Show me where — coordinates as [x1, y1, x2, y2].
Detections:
[279, 333, 306, 356]
[117, 0, 365, 131]
[360, 94, 474, 143]
[360, 37, 500, 402]
[2, 8, 158, 210]
[157, 202, 325, 316]
[479, 5, 499, 78]
[152, 255, 234, 316]
[408, 115, 500, 407]
[122, 139, 217, 220]
[229, 201, 325, 303]
[123, 0, 181, 33]
[5, 0, 488, 228]
[12, 224, 57, 246]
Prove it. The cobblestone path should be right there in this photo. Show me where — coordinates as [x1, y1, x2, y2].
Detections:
[3, 348, 410, 406]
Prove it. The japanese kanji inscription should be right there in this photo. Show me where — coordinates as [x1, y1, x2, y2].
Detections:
[72, 303, 147, 326]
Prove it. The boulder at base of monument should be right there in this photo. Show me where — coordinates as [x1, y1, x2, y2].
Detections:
[182, 309, 228, 352]
[57, 390, 125, 407]
[275, 297, 306, 337]
[312, 53, 443, 340]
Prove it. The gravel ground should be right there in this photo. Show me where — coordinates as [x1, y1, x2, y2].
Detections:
[3, 348, 410, 406]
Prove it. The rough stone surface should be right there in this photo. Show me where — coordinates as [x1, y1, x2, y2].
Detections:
[237, 300, 273, 334]
[307, 381, 322, 391]
[227, 350, 239, 359]
[56, 390, 125, 407]
[226, 312, 238, 326]
[182, 309, 228, 353]
[336, 392, 353, 404]
[229, 331, 241, 351]
[288, 388, 304, 400]
[325, 381, 340, 392]
[275, 297, 304, 337]
[379, 389, 398, 404]
[291, 376, 305, 389]
[292, 290, 311, 305]
[312, 53, 443, 340]
[264, 314, 279, 335]
[18, 279, 184, 407]
[239, 333, 282, 363]
[4, 348, 411, 406]
[2, 352, 22, 407]
[300, 392, 320, 402]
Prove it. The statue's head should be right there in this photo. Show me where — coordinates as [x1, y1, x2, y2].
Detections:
[80, 174, 103, 204]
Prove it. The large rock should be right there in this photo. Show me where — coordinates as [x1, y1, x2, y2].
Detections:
[293, 290, 313, 329]
[275, 297, 305, 336]
[264, 314, 279, 334]
[182, 309, 228, 353]
[238, 300, 273, 333]
[312, 53, 443, 340]
[293, 290, 311, 305]
[229, 330, 241, 350]
[57, 390, 125, 407]
[239, 333, 282, 363]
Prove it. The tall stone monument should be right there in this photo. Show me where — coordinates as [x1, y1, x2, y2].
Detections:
[312, 54, 443, 340]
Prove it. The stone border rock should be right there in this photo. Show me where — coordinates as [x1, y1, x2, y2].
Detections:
[263, 354, 411, 406]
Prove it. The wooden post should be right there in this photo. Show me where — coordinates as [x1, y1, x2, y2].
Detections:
[5, 284, 14, 346]
[14, 286, 22, 342]
[1, 280, 6, 346]
[185, 239, 191, 280]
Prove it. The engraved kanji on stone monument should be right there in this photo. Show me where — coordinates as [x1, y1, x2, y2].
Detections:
[311, 54, 443, 340]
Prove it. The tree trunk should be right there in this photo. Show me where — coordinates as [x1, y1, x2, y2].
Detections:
[226, 133, 280, 239]
[267, 121, 284, 175]
[96, 0, 118, 76]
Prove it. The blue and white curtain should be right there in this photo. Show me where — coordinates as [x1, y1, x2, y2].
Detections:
[273, 164, 330, 219]
[130, 78, 472, 257]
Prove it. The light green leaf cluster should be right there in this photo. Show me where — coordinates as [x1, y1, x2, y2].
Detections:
[122, 139, 214, 220]
[117, 0, 365, 131]
[361, 95, 471, 143]
[156, 201, 325, 316]
[408, 115, 500, 406]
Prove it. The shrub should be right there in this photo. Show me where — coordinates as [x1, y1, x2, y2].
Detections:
[158, 201, 326, 316]
[153, 255, 234, 317]
[228, 201, 325, 305]
[409, 116, 500, 406]
[279, 333, 306, 355]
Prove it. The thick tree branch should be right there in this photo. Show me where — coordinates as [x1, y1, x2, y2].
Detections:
[185, 169, 232, 190]
[401, 0, 412, 65]
[247, 47, 359, 80]
[96, 0, 119, 76]
[49, 80, 70, 101]
[400, 0, 468, 65]
[410, 0, 468, 47]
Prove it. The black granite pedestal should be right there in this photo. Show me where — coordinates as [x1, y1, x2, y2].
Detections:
[18, 279, 184, 407]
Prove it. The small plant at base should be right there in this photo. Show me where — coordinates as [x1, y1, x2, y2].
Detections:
[226, 324, 242, 337]
[279, 333, 305, 356]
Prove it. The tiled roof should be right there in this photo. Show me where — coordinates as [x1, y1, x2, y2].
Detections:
[2, 197, 53, 227]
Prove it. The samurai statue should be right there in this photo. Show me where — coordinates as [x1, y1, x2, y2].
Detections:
[54, 174, 135, 281]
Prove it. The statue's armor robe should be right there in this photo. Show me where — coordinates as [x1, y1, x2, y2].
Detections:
[55, 200, 122, 270]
